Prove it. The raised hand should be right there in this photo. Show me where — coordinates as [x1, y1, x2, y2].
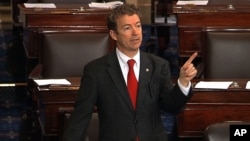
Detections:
[179, 52, 198, 87]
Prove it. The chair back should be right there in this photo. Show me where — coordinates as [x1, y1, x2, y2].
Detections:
[204, 121, 250, 141]
[40, 30, 112, 78]
[203, 28, 250, 79]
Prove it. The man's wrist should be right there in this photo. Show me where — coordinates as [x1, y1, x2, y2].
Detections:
[177, 79, 191, 96]
[178, 78, 189, 87]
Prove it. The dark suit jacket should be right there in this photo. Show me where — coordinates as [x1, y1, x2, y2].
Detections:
[63, 51, 193, 141]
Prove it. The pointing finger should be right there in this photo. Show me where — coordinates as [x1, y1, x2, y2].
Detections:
[184, 52, 198, 67]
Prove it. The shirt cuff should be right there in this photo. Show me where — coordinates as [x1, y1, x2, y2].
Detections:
[177, 79, 191, 96]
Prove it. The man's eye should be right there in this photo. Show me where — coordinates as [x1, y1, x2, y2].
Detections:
[136, 24, 141, 28]
[124, 26, 131, 30]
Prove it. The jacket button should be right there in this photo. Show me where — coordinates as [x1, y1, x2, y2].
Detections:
[134, 120, 138, 124]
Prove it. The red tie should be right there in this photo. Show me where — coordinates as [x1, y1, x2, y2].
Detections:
[127, 59, 138, 109]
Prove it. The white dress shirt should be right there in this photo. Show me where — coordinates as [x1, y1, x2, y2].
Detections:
[116, 48, 140, 85]
[116, 48, 190, 95]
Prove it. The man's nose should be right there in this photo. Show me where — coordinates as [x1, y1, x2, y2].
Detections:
[132, 27, 140, 35]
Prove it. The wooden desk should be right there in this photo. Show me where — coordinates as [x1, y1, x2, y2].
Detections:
[30, 78, 250, 140]
[18, 3, 111, 58]
[18, 4, 111, 74]
[177, 79, 250, 141]
[29, 77, 80, 140]
[173, 0, 250, 60]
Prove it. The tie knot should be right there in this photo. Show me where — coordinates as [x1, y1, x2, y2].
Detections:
[127, 59, 135, 69]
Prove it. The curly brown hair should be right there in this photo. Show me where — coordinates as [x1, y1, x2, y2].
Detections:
[107, 3, 141, 31]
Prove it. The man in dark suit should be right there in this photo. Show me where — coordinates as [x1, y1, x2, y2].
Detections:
[63, 3, 197, 141]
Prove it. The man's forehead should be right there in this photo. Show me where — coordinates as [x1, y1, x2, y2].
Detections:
[116, 14, 141, 25]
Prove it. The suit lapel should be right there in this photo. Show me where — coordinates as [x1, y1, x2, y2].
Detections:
[106, 52, 135, 113]
[137, 52, 152, 108]
[106, 51, 153, 112]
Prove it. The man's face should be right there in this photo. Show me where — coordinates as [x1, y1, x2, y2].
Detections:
[110, 14, 142, 53]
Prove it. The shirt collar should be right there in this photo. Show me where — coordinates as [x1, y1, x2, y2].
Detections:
[116, 48, 140, 67]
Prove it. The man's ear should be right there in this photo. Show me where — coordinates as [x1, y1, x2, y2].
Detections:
[109, 30, 117, 41]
